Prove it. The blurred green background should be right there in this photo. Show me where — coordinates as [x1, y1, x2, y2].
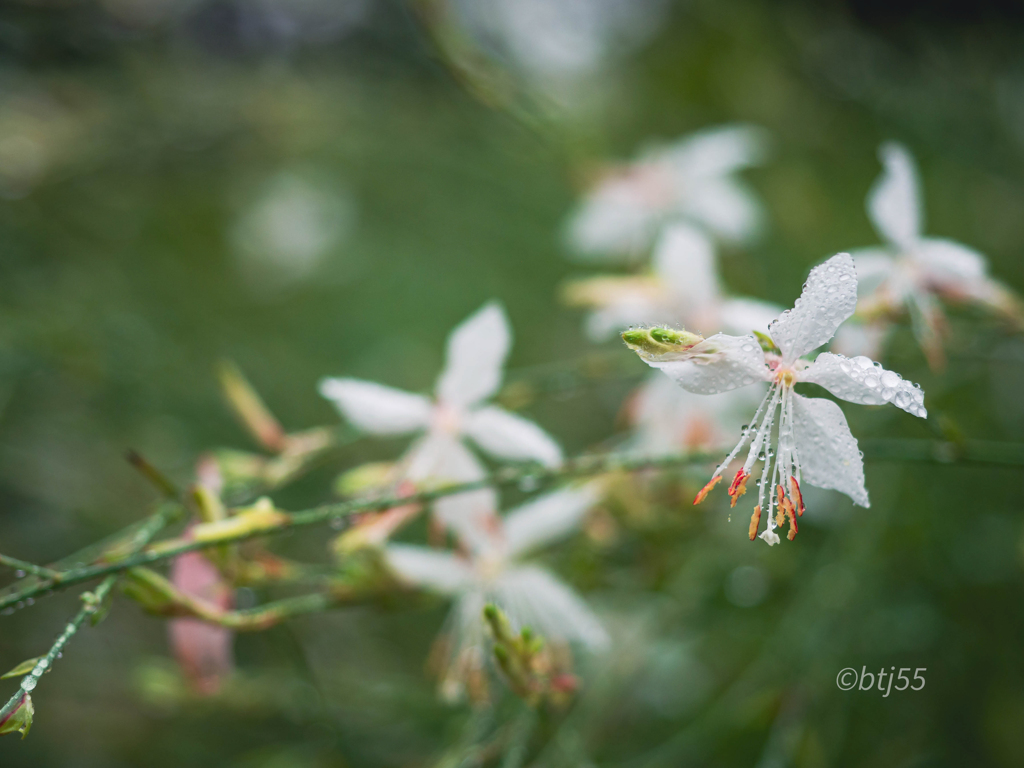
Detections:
[2, 0, 1024, 765]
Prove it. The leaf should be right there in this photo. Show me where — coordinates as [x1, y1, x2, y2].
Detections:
[0, 694, 34, 739]
[1, 658, 41, 680]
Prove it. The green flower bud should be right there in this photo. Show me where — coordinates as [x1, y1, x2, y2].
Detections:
[620, 327, 704, 362]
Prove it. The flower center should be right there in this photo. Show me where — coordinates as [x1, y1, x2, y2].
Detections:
[432, 404, 463, 436]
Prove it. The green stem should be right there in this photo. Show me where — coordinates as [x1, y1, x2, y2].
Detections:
[0, 450, 709, 610]
[2, 439, 1022, 612]
[0, 498, 183, 723]
[0, 555, 59, 581]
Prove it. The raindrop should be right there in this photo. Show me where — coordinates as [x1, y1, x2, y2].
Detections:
[14, 570, 25, 579]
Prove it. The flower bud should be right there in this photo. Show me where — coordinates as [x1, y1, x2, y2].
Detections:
[621, 327, 704, 362]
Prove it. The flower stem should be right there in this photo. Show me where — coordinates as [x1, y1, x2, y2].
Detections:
[0, 496, 184, 724]
[0, 556, 59, 581]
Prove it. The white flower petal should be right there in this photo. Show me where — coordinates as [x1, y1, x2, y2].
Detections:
[434, 490, 502, 555]
[719, 297, 783, 336]
[404, 434, 499, 549]
[494, 565, 609, 650]
[385, 545, 475, 594]
[585, 298, 666, 341]
[848, 248, 897, 296]
[768, 253, 859, 363]
[664, 124, 768, 179]
[867, 142, 922, 250]
[648, 333, 769, 394]
[915, 237, 988, 285]
[800, 352, 927, 418]
[631, 373, 760, 454]
[681, 178, 763, 243]
[564, 180, 659, 259]
[830, 321, 888, 360]
[404, 432, 486, 483]
[436, 301, 512, 409]
[318, 378, 432, 435]
[503, 485, 600, 558]
[654, 223, 721, 311]
[790, 393, 869, 507]
[464, 406, 563, 467]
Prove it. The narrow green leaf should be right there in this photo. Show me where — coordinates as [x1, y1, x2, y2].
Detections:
[1, 657, 41, 680]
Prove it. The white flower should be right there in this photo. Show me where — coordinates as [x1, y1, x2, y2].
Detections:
[385, 485, 608, 700]
[565, 223, 781, 340]
[623, 253, 928, 544]
[565, 223, 781, 454]
[839, 142, 1021, 369]
[319, 303, 563, 529]
[565, 125, 768, 260]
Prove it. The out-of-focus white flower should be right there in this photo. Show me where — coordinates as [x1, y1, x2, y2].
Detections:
[623, 253, 927, 544]
[385, 484, 607, 701]
[565, 125, 769, 260]
[231, 171, 356, 298]
[452, 0, 668, 84]
[565, 223, 780, 340]
[320, 302, 563, 529]
[836, 142, 1022, 370]
[565, 224, 780, 454]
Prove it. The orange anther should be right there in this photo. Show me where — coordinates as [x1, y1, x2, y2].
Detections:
[748, 505, 762, 541]
[693, 474, 722, 505]
[727, 470, 750, 508]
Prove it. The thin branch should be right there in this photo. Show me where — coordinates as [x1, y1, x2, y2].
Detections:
[0, 495, 184, 723]
[0, 555, 59, 581]
[126, 450, 181, 500]
[123, 566, 377, 631]
[2, 438, 1022, 612]
[0, 450, 712, 609]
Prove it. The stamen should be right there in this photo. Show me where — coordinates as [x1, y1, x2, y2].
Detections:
[693, 475, 722, 505]
[748, 505, 762, 541]
[790, 477, 805, 516]
[694, 382, 777, 506]
[777, 484, 798, 540]
[727, 470, 749, 508]
[711, 382, 777, 479]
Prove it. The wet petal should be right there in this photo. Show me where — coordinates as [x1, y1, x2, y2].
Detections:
[801, 352, 927, 418]
[768, 253, 858, 363]
[385, 545, 476, 595]
[436, 302, 511, 409]
[503, 485, 600, 558]
[319, 378, 432, 435]
[648, 333, 769, 394]
[790, 393, 869, 507]
[867, 142, 922, 250]
[464, 406, 563, 467]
